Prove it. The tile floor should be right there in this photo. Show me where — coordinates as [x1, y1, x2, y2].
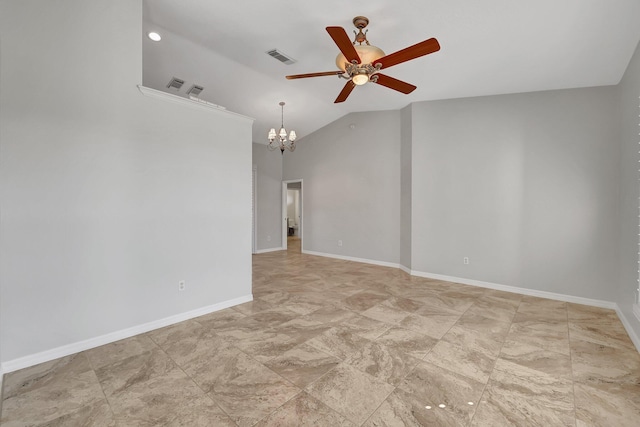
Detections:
[2, 237, 640, 426]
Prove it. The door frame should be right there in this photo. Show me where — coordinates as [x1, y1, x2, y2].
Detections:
[282, 179, 303, 250]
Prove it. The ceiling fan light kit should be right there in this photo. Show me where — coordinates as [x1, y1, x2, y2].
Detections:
[286, 16, 440, 103]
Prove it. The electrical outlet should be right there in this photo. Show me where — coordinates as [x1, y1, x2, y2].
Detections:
[463, 257, 469, 265]
[178, 280, 186, 291]
[338, 240, 343, 247]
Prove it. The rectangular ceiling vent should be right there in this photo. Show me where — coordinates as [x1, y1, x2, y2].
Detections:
[266, 49, 296, 65]
[166, 77, 185, 90]
[186, 85, 204, 97]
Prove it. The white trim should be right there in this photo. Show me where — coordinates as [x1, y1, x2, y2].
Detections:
[634, 303, 640, 323]
[617, 306, 640, 353]
[409, 269, 617, 308]
[137, 85, 254, 122]
[1, 294, 252, 374]
[399, 264, 412, 275]
[255, 247, 285, 254]
[302, 250, 401, 269]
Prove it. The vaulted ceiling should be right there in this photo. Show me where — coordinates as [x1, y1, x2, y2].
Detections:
[142, 0, 640, 144]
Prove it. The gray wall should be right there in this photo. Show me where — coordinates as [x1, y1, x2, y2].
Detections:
[400, 105, 413, 270]
[0, 0, 253, 364]
[252, 143, 284, 251]
[617, 40, 640, 338]
[410, 87, 620, 300]
[283, 111, 401, 264]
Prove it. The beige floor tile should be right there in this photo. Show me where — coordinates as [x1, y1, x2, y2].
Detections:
[343, 341, 422, 386]
[254, 392, 356, 426]
[375, 326, 439, 359]
[423, 340, 496, 384]
[204, 351, 300, 426]
[574, 382, 640, 427]
[398, 305, 462, 339]
[84, 335, 159, 371]
[1, 368, 106, 427]
[305, 363, 395, 425]
[441, 312, 511, 358]
[4, 242, 640, 426]
[307, 326, 372, 360]
[570, 338, 640, 385]
[264, 343, 340, 388]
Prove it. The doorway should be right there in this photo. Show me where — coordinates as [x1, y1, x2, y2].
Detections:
[282, 180, 302, 251]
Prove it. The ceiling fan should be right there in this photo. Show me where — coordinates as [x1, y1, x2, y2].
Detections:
[286, 16, 440, 103]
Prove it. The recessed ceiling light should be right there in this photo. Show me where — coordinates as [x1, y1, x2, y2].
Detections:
[148, 32, 161, 42]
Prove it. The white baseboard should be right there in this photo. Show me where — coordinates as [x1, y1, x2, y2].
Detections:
[409, 269, 617, 309]
[255, 247, 285, 254]
[302, 250, 401, 269]
[1, 294, 253, 374]
[399, 264, 412, 275]
[410, 269, 640, 353]
[616, 306, 640, 353]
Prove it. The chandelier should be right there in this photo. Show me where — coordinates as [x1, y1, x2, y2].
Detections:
[268, 101, 296, 154]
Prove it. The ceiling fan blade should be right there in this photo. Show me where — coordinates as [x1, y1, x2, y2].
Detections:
[326, 26, 361, 64]
[373, 73, 417, 94]
[286, 71, 344, 79]
[334, 80, 356, 103]
[373, 38, 440, 70]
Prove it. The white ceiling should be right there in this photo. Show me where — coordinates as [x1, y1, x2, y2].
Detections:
[142, 0, 640, 144]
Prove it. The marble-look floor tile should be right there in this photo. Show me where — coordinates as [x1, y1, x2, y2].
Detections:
[203, 351, 300, 427]
[574, 381, 640, 427]
[472, 355, 575, 427]
[231, 328, 300, 362]
[148, 322, 236, 369]
[343, 341, 421, 386]
[307, 326, 371, 360]
[300, 305, 359, 327]
[464, 296, 519, 323]
[569, 320, 636, 351]
[339, 291, 389, 312]
[194, 308, 247, 330]
[340, 314, 393, 340]
[506, 318, 570, 355]
[305, 363, 395, 425]
[516, 296, 567, 322]
[254, 392, 356, 427]
[232, 298, 275, 316]
[247, 307, 301, 328]
[389, 360, 486, 426]
[106, 366, 228, 426]
[84, 335, 159, 371]
[364, 387, 472, 427]
[409, 289, 477, 313]
[441, 313, 511, 358]
[2, 353, 92, 400]
[499, 340, 572, 381]
[30, 400, 116, 427]
[264, 343, 340, 388]
[94, 347, 176, 396]
[423, 340, 496, 385]
[570, 338, 640, 385]
[361, 301, 411, 325]
[1, 368, 105, 427]
[375, 326, 439, 359]
[398, 305, 461, 339]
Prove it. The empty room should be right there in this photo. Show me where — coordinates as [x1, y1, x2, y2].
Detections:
[1, 0, 640, 425]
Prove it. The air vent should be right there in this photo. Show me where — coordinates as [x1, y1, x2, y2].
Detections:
[186, 85, 204, 97]
[266, 49, 296, 65]
[166, 77, 185, 90]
